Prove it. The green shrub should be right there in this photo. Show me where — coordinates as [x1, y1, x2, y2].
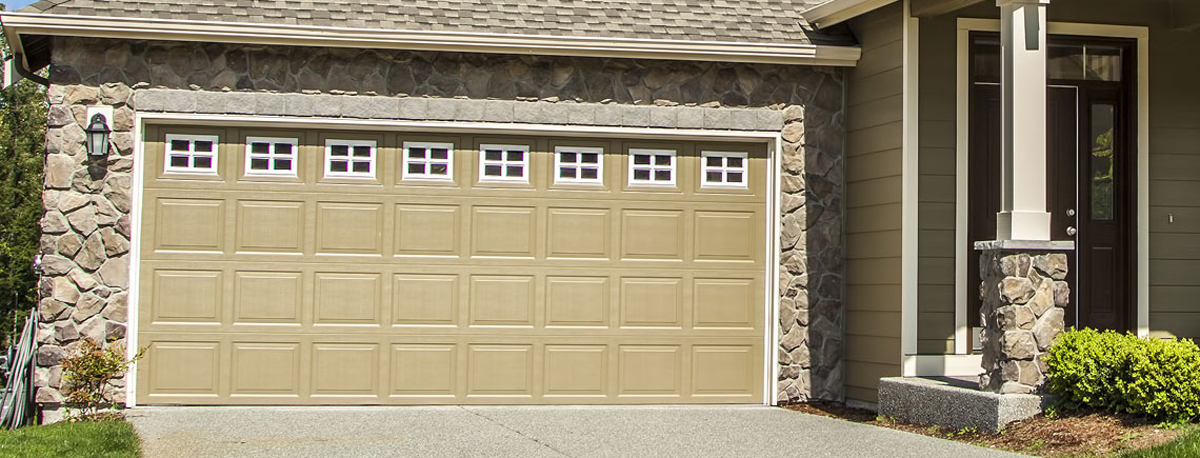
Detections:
[61, 339, 144, 420]
[1045, 329, 1200, 423]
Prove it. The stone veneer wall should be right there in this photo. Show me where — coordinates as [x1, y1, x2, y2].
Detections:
[35, 36, 846, 406]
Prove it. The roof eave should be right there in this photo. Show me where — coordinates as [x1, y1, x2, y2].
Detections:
[0, 12, 862, 67]
[803, 0, 900, 28]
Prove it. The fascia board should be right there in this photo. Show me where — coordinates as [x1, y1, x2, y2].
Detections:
[803, 0, 900, 28]
[0, 12, 862, 67]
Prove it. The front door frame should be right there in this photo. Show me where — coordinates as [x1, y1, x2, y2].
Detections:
[954, 19, 1151, 353]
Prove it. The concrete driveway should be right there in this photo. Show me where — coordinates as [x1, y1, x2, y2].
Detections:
[127, 406, 1023, 458]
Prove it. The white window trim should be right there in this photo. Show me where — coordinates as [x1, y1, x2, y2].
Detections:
[401, 141, 455, 182]
[244, 136, 299, 177]
[700, 151, 749, 189]
[324, 139, 377, 179]
[627, 148, 677, 187]
[553, 146, 604, 185]
[478, 144, 530, 183]
[163, 134, 220, 175]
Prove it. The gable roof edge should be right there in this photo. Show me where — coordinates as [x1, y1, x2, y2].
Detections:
[803, 0, 900, 28]
[0, 12, 862, 67]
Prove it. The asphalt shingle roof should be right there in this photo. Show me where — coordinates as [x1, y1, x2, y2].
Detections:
[19, 0, 854, 46]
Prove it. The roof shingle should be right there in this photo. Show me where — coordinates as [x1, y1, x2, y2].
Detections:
[19, 0, 854, 46]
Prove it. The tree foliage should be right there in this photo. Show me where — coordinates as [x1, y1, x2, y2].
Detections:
[0, 31, 48, 346]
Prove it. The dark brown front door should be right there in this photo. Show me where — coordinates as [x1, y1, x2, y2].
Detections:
[968, 34, 1136, 333]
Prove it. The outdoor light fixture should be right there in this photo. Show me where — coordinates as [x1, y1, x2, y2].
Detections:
[85, 113, 111, 157]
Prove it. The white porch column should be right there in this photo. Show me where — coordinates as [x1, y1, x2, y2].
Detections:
[996, 0, 1052, 241]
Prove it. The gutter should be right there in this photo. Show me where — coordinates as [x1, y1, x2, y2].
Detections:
[0, 14, 49, 87]
[0, 12, 862, 67]
[803, 0, 900, 28]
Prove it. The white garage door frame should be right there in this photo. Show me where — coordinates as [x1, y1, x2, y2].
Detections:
[127, 112, 786, 407]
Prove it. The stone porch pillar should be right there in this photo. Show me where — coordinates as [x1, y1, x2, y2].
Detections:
[975, 0, 1074, 394]
[976, 242, 1072, 393]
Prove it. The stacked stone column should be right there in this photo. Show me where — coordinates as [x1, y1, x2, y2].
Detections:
[35, 82, 136, 408]
[977, 246, 1071, 394]
[776, 90, 846, 404]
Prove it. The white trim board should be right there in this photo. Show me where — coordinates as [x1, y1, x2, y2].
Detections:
[900, 0, 922, 373]
[804, 0, 900, 29]
[127, 112, 785, 406]
[953, 19, 1152, 351]
[767, 135, 784, 405]
[0, 12, 862, 67]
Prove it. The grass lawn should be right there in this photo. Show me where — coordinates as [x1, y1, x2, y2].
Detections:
[0, 420, 140, 458]
[1124, 427, 1200, 458]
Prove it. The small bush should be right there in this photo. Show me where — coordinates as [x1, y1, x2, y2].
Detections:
[60, 338, 144, 420]
[1045, 329, 1200, 423]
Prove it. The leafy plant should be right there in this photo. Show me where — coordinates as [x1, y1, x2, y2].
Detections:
[1116, 431, 1143, 445]
[1025, 438, 1046, 454]
[951, 426, 980, 437]
[60, 339, 144, 420]
[1045, 329, 1200, 423]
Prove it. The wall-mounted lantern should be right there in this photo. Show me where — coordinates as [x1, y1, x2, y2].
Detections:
[85, 113, 111, 158]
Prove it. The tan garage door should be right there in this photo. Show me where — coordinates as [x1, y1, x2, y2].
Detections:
[135, 124, 768, 405]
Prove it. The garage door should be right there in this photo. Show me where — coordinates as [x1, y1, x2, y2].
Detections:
[135, 125, 768, 405]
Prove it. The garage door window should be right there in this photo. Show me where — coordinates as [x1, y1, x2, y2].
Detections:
[479, 144, 529, 183]
[700, 151, 748, 188]
[325, 140, 376, 179]
[402, 142, 454, 181]
[554, 146, 603, 184]
[628, 149, 676, 186]
[164, 134, 219, 174]
[245, 137, 298, 177]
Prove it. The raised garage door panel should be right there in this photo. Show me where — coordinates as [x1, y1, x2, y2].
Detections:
[136, 125, 768, 405]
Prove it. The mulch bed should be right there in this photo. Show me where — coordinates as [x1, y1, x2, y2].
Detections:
[785, 401, 1183, 456]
